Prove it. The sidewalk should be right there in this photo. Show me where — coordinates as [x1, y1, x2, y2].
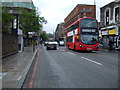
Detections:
[99, 46, 119, 53]
[2, 45, 39, 88]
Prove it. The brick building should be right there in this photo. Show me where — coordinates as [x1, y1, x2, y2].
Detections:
[64, 4, 96, 29]
[100, 0, 120, 49]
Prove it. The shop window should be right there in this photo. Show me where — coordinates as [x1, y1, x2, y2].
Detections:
[105, 9, 110, 25]
[115, 7, 119, 22]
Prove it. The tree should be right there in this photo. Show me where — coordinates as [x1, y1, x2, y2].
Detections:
[19, 8, 47, 46]
[2, 7, 14, 32]
[41, 31, 48, 41]
[47, 33, 53, 37]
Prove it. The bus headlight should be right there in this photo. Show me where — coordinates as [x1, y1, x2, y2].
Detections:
[80, 45, 83, 48]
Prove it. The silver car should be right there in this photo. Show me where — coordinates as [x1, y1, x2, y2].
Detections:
[46, 41, 58, 50]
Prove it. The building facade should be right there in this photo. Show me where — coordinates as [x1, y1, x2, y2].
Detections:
[64, 4, 96, 29]
[2, 0, 35, 34]
[100, 0, 120, 49]
[55, 22, 64, 42]
[2, 0, 35, 56]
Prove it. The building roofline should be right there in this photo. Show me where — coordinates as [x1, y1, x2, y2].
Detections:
[64, 4, 95, 21]
[114, 0, 120, 2]
[100, 0, 120, 9]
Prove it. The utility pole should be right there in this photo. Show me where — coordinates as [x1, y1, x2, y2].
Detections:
[32, 32, 35, 51]
[53, 30, 54, 40]
[94, 0, 96, 18]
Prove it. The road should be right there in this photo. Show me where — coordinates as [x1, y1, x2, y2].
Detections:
[22, 45, 118, 88]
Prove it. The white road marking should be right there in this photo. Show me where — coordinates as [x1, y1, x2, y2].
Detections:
[67, 52, 76, 56]
[81, 57, 103, 66]
[17, 76, 22, 80]
[61, 49, 65, 52]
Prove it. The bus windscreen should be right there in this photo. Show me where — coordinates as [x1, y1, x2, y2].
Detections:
[81, 34, 98, 45]
[80, 18, 97, 28]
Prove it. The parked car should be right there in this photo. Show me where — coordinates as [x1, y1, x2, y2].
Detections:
[46, 41, 58, 50]
[59, 41, 65, 46]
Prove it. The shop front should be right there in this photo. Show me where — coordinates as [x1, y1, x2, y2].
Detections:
[101, 25, 119, 49]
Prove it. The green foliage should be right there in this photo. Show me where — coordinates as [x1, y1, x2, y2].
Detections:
[2, 7, 14, 32]
[40, 32, 54, 41]
[19, 8, 47, 46]
[47, 33, 53, 37]
[41, 31, 48, 41]
[19, 8, 47, 34]
[0, 6, 2, 30]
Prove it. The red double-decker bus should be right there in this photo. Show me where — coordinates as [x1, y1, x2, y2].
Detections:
[66, 17, 99, 51]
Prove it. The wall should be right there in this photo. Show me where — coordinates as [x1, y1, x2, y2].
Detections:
[2, 32, 18, 57]
[100, 1, 120, 49]
[100, 1, 120, 27]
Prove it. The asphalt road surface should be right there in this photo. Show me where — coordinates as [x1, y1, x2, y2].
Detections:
[22, 45, 118, 88]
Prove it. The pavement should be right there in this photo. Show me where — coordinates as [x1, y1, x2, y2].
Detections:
[99, 44, 120, 52]
[2, 45, 39, 89]
[99, 47, 119, 53]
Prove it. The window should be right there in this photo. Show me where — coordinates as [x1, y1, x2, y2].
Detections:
[67, 36, 73, 42]
[80, 18, 97, 28]
[81, 34, 98, 45]
[83, 8, 86, 10]
[106, 9, 110, 25]
[104, 8, 111, 25]
[115, 7, 119, 22]
[118, 26, 120, 35]
[68, 22, 79, 32]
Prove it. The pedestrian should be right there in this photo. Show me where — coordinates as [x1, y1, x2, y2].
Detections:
[108, 39, 114, 51]
[40, 40, 42, 45]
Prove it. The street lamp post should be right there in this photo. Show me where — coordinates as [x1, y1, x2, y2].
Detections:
[94, 0, 96, 18]
[33, 32, 35, 52]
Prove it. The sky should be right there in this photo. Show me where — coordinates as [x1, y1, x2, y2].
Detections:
[33, 0, 114, 34]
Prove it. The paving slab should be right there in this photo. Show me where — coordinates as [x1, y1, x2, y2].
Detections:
[2, 46, 39, 88]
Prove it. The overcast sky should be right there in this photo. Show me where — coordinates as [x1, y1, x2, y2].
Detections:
[33, 0, 114, 34]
